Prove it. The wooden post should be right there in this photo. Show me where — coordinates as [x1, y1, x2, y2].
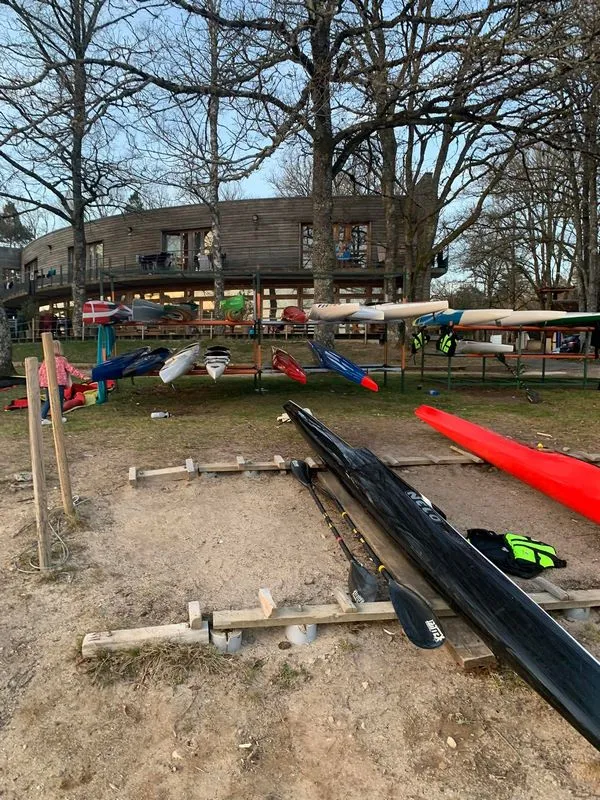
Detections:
[24, 358, 52, 570]
[41, 332, 75, 519]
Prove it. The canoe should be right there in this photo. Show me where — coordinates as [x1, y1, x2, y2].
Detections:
[284, 401, 600, 751]
[83, 301, 131, 325]
[131, 299, 166, 323]
[454, 340, 514, 355]
[272, 347, 307, 384]
[415, 405, 600, 525]
[496, 310, 567, 326]
[0, 376, 26, 390]
[122, 348, 171, 377]
[206, 362, 227, 381]
[92, 347, 151, 381]
[308, 341, 378, 392]
[281, 306, 309, 324]
[541, 312, 600, 327]
[414, 309, 514, 327]
[308, 303, 361, 322]
[375, 301, 449, 320]
[159, 343, 200, 383]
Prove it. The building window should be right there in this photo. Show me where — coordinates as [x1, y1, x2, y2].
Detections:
[162, 229, 211, 270]
[25, 258, 38, 280]
[301, 222, 370, 269]
[87, 241, 104, 270]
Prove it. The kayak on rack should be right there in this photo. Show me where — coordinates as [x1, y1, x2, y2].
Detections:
[454, 340, 514, 355]
[83, 300, 131, 325]
[159, 343, 200, 383]
[283, 401, 600, 751]
[414, 308, 514, 327]
[281, 306, 309, 324]
[308, 341, 378, 392]
[122, 347, 171, 377]
[494, 310, 567, 326]
[272, 347, 307, 384]
[92, 347, 151, 381]
[415, 405, 600, 525]
[203, 345, 231, 381]
[308, 303, 362, 322]
[131, 299, 166, 323]
[375, 300, 449, 320]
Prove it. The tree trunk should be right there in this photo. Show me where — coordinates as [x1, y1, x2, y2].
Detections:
[310, 1, 336, 347]
[207, 8, 225, 320]
[70, 59, 87, 338]
[0, 303, 14, 374]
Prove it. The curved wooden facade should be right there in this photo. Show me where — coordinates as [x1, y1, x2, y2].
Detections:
[1, 194, 446, 318]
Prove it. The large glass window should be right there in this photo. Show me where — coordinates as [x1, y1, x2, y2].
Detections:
[162, 229, 211, 270]
[301, 223, 370, 269]
[87, 241, 104, 270]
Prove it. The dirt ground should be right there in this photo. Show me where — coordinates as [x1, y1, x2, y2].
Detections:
[1, 416, 600, 800]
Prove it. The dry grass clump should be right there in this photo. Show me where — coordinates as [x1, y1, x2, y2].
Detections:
[80, 642, 231, 686]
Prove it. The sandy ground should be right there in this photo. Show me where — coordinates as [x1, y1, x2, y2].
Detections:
[1, 419, 600, 800]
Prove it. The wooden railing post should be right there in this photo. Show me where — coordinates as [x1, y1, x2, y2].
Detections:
[24, 357, 52, 570]
[41, 332, 75, 519]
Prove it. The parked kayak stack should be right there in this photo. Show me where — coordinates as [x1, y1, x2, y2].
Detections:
[204, 346, 231, 381]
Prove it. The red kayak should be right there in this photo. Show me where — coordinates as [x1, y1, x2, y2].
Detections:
[83, 301, 131, 325]
[281, 306, 309, 324]
[272, 347, 307, 384]
[415, 405, 600, 525]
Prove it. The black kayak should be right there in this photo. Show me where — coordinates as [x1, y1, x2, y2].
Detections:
[0, 376, 26, 390]
[122, 347, 171, 377]
[283, 401, 600, 751]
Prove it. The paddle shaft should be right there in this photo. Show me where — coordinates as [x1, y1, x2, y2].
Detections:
[306, 484, 359, 566]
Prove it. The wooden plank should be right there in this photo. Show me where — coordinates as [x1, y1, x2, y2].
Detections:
[236, 456, 246, 470]
[187, 601, 203, 630]
[273, 455, 287, 473]
[442, 618, 497, 670]
[212, 590, 600, 631]
[258, 588, 277, 618]
[530, 576, 570, 601]
[136, 465, 189, 481]
[185, 458, 197, 480]
[81, 621, 210, 657]
[449, 445, 483, 463]
[306, 456, 324, 470]
[128, 466, 137, 486]
[333, 587, 357, 613]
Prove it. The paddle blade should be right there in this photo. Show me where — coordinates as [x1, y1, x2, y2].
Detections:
[360, 376, 379, 392]
[388, 580, 446, 649]
[289, 459, 313, 488]
[526, 388, 542, 404]
[348, 560, 379, 603]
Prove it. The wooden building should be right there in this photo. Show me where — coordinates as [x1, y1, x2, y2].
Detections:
[1, 194, 447, 320]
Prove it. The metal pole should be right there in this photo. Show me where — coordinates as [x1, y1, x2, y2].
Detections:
[24, 357, 52, 570]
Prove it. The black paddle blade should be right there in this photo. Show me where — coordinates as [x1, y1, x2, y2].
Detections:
[526, 388, 542, 404]
[290, 459, 312, 488]
[388, 580, 446, 649]
[348, 559, 379, 604]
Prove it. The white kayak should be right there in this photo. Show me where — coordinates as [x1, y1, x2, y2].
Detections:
[206, 361, 227, 381]
[309, 303, 362, 321]
[455, 340, 514, 355]
[159, 343, 200, 383]
[496, 311, 567, 326]
[414, 308, 514, 327]
[375, 300, 449, 320]
[347, 307, 385, 322]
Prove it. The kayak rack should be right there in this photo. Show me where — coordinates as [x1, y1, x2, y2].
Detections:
[128, 449, 483, 486]
[81, 586, 600, 667]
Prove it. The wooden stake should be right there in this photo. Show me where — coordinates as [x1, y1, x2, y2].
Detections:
[25, 357, 51, 570]
[41, 333, 74, 519]
[258, 588, 277, 618]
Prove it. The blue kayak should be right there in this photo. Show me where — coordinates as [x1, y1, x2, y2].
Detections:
[308, 341, 378, 392]
[122, 348, 171, 377]
[414, 309, 514, 327]
[92, 347, 151, 381]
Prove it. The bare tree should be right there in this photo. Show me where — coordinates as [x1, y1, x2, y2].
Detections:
[0, 0, 147, 335]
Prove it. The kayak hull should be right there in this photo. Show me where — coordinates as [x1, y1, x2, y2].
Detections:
[206, 362, 227, 380]
[455, 340, 514, 355]
[281, 306, 309, 324]
[309, 341, 378, 391]
[83, 301, 131, 325]
[272, 347, 307, 384]
[92, 347, 151, 381]
[131, 299, 166, 323]
[376, 301, 449, 320]
[284, 402, 600, 751]
[415, 405, 600, 525]
[122, 348, 171, 377]
[496, 311, 566, 326]
[414, 309, 514, 327]
[309, 303, 361, 322]
[159, 344, 200, 383]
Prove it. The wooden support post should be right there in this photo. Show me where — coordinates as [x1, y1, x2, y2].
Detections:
[25, 358, 52, 570]
[41, 333, 74, 519]
[236, 456, 246, 470]
[273, 455, 287, 473]
[128, 466, 137, 486]
[185, 458, 197, 480]
[258, 588, 277, 618]
[187, 601, 204, 630]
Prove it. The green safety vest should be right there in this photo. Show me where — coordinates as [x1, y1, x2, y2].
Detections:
[504, 533, 566, 571]
[412, 331, 426, 353]
[438, 333, 455, 354]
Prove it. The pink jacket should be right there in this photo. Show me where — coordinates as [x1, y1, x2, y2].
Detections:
[38, 355, 87, 388]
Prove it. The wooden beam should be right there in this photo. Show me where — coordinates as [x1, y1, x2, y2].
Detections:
[258, 588, 277, 618]
[273, 455, 287, 473]
[442, 618, 497, 671]
[128, 466, 137, 486]
[187, 601, 203, 630]
[333, 587, 357, 613]
[81, 621, 209, 657]
[185, 458, 197, 480]
[212, 590, 600, 631]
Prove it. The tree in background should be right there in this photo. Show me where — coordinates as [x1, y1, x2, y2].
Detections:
[0, 202, 34, 246]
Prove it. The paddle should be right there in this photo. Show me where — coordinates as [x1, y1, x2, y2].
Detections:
[290, 460, 378, 603]
[495, 354, 541, 404]
[291, 459, 446, 649]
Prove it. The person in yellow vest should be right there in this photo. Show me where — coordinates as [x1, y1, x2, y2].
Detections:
[437, 323, 457, 357]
